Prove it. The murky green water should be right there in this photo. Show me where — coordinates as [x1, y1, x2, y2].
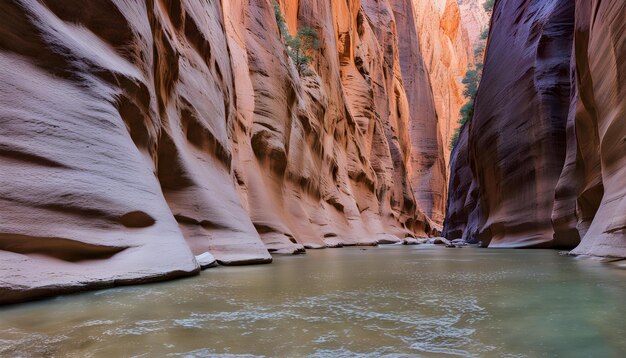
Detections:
[1, 246, 625, 357]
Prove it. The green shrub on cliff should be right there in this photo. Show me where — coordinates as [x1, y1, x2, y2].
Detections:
[450, 64, 481, 150]
[450, 27, 489, 150]
[483, 0, 495, 12]
[273, 1, 289, 38]
[273, 1, 320, 76]
[287, 27, 321, 75]
[462, 68, 480, 98]
[480, 27, 489, 40]
[474, 42, 486, 59]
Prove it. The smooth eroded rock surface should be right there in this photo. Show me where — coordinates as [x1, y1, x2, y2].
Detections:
[444, 0, 626, 257]
[0, 0, 475, 303]
[568, 0, 626, 257]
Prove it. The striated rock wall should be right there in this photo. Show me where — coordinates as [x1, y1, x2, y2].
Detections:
[444, 0, 626, 257]
[0, 0, 205, 304]
[568, 0, 626, 257]
[415, 0, 472, 159]
[224, 0, 441, 254]
[0, 0, 474, 303]
[457, 0, 489, 48]
[401, 0, 474, 225]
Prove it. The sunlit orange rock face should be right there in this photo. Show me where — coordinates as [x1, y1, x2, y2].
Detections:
[398, 0, 474, 225]
[0, 0, 473, 303]
[457, 0, 489, 47]
[444, 0, 626, 257]
[230, 0, 437, 253]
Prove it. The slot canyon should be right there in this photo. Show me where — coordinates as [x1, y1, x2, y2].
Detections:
[0, 0, 482, 303]
[0, 0, 625, 356]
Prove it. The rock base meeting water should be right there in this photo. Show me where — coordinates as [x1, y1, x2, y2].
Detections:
[1, 246, 625, 357]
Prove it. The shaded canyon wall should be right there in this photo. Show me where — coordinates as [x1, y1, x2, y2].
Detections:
[444, 0, 626, 258]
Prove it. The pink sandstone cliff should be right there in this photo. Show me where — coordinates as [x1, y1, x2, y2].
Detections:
[0, 0, 473, 303]
[457, 0, 489, 48]
[444, 0, 626, 257]
[400, 0, 474, 226]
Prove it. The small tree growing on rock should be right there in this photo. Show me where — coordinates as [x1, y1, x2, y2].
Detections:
[273, 1, 290, 37]
[287, 27, 321, 75]
[273, 1, 320, 76]
[449, 3, 494, 150]
[449, 65, 481, 150]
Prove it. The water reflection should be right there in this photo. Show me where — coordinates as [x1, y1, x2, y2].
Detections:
[1, 246, 625, 357]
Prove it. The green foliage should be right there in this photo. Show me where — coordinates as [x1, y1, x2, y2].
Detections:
[450, 63, 482, 150]
[273, 1, 289, 38]
[462, 69, 480, 98]
[450, 2, 494, 150]
[288, 27, 321, 75]
[473, 42, 486, 60]
[273, 1, 320, 76]
[483, 0, 495, 12]
[449, 129, 461, 151]
[480, 27, 489, 40]
[459, 101, 474, 121]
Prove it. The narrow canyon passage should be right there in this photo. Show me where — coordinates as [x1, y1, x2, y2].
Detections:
[1, 0, 626, 355]
[0, 0, 626, 356]
[0, 0, 486, 304]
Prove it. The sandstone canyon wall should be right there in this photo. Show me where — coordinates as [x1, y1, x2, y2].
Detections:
[394, 0, 475, 225]
[412, 0, 472, 162]
[457, 0, 489, 48]
[567, 0, 626, 257]
[0, 0, 473, 303]
[444, 0, 626, 257]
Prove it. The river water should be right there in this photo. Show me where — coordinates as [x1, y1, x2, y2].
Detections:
[1, 246, 625, 357]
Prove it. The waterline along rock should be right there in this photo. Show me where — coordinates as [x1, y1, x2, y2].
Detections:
[0, 0, 478, 303]
[444, 0, 626, 257]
